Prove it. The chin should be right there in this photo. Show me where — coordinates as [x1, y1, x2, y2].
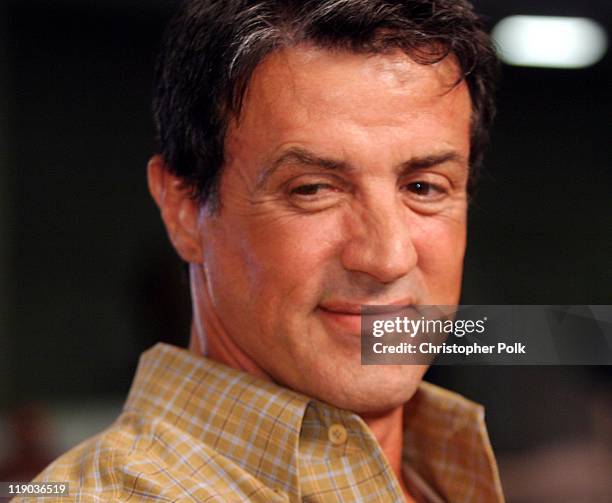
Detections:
[305, 363, 428, 415]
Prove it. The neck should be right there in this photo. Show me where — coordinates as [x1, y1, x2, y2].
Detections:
[188, 264, 269, 380]
[189, 323, 270, 380]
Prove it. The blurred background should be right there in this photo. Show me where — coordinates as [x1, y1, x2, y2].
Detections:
[0, 0, 610, 500]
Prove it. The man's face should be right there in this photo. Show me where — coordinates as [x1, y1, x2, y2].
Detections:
[197, 46, 471, 412]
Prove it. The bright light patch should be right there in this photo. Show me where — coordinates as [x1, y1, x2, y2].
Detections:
[492, 15, 608, 69]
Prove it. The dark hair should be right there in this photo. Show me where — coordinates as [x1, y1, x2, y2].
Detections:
[153, 0, 498, 209]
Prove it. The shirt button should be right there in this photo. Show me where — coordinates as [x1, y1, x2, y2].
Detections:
[328, 423, 348, 445]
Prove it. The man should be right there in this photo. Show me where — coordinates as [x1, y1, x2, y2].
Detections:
[27, 1, 503, 501]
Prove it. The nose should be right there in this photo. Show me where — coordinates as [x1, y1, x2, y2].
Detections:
[340, 198, 418, 284]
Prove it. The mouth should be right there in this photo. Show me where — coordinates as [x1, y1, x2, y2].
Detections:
[317, 306, 363, 334]
[317, 298, 415, 335]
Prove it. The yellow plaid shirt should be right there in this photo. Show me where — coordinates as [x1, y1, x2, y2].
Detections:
[21, 343, 504, 502]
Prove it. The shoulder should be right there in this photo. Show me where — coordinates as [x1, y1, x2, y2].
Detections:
[17, 411, 229, 502]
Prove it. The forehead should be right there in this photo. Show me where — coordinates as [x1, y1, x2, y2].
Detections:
[227, 45, 471, 163]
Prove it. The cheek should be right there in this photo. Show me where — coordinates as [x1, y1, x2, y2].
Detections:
[234, 213, 342, 303]
[412, 214, 466, 292]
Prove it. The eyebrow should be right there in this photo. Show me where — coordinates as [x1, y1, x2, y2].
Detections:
[255, 146, 466, 189]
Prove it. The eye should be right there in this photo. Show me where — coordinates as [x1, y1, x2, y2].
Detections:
[404, 181, 446, 200]
[407, 181, 437, 196]
[290, 183, 334, 196]
[286, 179, 347, 212]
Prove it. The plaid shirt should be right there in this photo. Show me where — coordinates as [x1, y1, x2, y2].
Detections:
[21, 343, 504, 502]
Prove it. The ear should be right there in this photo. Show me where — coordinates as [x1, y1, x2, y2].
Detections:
[147, 154, 204, 263]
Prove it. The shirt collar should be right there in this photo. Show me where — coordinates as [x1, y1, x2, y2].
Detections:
[403, 381, 504, 501]
[124, 343, 308, 498]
